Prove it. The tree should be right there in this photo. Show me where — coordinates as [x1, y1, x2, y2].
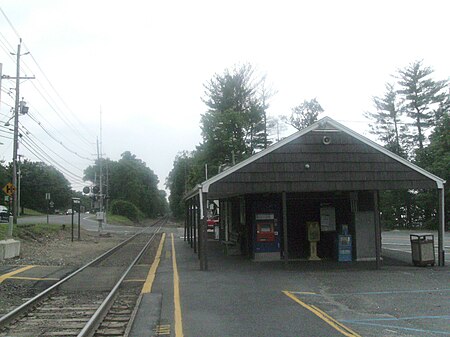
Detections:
[84, 152, 167, 218]
[20, 160, 72, 212]
[201, 64, 268, 167]
[282, 98, 323, 131]
[166, 152, 192, 219]
[415, 112, 450, 229]
[266, 116, 288, 143]
[365, 83, 409, 157]
[397, 60, 448, 150]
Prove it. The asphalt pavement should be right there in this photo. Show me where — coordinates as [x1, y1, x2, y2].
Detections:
[151, 227, 450, 337]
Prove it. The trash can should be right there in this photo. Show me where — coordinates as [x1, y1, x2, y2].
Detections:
[410, 234, 435, 266]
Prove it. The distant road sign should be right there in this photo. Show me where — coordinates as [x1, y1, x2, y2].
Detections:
[2, 182, 16, 196]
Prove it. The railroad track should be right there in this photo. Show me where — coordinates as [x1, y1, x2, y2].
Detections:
[0, 217, 167, 337]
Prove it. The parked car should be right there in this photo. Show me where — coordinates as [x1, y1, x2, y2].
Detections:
[0, 205, 10, 222]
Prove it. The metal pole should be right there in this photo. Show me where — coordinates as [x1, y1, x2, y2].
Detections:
[96, 137, 103, 231]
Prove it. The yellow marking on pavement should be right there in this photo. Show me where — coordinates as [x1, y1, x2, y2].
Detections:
[172, 233, 184, 337]
[0, 265, 35, 284]
[166, 251, 172, 259]
[123, 279, 146, 283]
[297, 291, 317, 295]
[283, 290, 361, 337]
[141, 233, 166, 294]
[155, 324, 171, 335]
[9, 276, 59, 281]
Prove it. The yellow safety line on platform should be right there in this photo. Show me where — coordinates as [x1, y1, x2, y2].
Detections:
[0, 265, 35, 284]
[9, 276, 59, 281]
[141, 232, 166, 294]
[172, 233, 184, 337]
[283, 290, 361, 337]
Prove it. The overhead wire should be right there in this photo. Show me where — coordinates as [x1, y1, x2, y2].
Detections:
[20, 136, 86, 185]
[19, 122, 85, 172]
[27, 113, 94, 161]
[27, 106, 93, 157]
[0, 6, 97, 178]
[25, 49, 96, 146]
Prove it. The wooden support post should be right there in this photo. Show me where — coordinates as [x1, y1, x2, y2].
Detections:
[184, 203, 187, 242]
[282, 191, 289, 264]
[374, 190, 382, 269]
[438, 188, 445, 266]
[193, 204, 197, 254]
[189, 204, 193, 248]
[199, 191, 208, 271]
[197, 195, 201, 260]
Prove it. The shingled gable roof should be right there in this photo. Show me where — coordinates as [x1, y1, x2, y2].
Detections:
[186, 116, 445, 199]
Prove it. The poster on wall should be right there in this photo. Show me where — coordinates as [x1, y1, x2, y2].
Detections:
[320, 206, 336, 231]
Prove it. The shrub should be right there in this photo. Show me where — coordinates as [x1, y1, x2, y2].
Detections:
[110, 200, 143, 222]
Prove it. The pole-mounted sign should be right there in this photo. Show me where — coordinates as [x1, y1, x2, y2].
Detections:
[3, 182, 16, 196]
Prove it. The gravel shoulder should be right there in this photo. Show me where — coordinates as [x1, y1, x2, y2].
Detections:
[1, 227, 129, 267]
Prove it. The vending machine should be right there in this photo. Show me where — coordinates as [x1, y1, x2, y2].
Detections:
[253, 212, 281, 260]
[337, 233, 352, 262]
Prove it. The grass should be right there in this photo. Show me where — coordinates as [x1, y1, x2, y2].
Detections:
[106, 214, 136, 226]
[20, 208, 45, 216]
[0, 222, 66, 241]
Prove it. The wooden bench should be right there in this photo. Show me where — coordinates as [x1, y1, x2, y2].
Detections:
[222, 232, 240, 256]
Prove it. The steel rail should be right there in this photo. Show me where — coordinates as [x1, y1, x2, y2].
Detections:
[77, 222, 165, 337]
[0, 218, 164, 328]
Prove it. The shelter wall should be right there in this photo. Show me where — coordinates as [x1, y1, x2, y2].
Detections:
[208, 131, 435, 198]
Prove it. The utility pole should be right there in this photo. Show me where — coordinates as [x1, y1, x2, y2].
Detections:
[97, 137, 103, 232]
[2, 39, 34, 224]
[17, 155, 23, 216]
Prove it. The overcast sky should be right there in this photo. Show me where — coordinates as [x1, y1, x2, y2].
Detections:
[0, 0, 449, 193]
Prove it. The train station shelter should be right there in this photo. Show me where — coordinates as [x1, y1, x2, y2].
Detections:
[184, 117, 446, 270]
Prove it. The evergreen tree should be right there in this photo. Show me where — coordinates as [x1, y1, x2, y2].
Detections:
[201, 64, 267, 167]
[397, 60, 448, 150]
[365, 83, 409, 157]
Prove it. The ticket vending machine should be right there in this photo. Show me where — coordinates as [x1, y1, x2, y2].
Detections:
[253, 213, 280, 261]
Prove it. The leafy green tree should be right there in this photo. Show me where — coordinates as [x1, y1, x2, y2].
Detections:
[166, 152, 192, 219]
[282, 98, 323, 131]
[20, 160, 72, 212]
[84, 152, 167, 218]
[397, 60, 448, 150]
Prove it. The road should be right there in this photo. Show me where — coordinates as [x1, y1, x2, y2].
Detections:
[382, 230, 449, 264]
[15, 213, 142, 234]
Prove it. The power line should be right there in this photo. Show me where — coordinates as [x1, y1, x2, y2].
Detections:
[0, 7, 21, 39]
[20, 137, 86, 185]
[27, 107, 93, 157]
[19, 123, 85, 172]
[27, 113, 94, 161]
